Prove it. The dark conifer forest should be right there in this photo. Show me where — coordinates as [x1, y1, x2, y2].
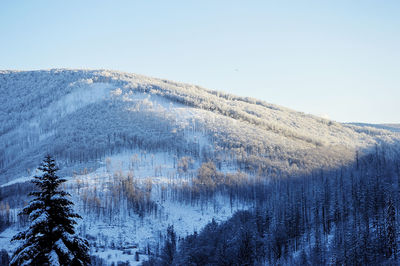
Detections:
[146, 147, 400, 265]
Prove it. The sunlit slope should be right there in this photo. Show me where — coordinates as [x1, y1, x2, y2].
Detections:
[0, 69, 398, 183]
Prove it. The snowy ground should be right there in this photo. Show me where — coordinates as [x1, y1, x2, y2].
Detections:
[0, 152, 248, 265]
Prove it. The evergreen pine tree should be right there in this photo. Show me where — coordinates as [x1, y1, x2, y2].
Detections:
[10, 155, 90, 266]
[298, 249, 309, 266]
[161, 225, 177, 266]
[237, 229, 255, 266]
[0, 249, 10, 266]
[385, 196, 397, 259]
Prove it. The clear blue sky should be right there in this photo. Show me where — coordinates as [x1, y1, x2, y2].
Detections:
[1, 1, 399, 123]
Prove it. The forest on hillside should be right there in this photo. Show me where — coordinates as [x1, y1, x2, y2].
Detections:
[1, 146, 400, 265]
[1, 137, 400, 265]
[141, 146, 400, 265]
[1, 70, 400, 265]
[2, 70, 398, 185]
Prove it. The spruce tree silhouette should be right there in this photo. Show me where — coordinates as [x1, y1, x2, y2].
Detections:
[10, 155, 90, 265]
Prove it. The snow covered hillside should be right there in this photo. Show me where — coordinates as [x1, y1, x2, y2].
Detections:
[1, 69, 399, 185]
[1, 69, 399, 264]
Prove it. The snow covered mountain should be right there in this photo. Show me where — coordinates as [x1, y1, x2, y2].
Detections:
[1, 69, 398, 185]
[1, 69, 399, 264]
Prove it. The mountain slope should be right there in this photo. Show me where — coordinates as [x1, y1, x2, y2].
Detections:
[1, 69, 400, 264]
[0, 69, 399, 184]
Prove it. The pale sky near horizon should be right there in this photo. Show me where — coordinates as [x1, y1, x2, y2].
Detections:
[0, 1, 399, 123]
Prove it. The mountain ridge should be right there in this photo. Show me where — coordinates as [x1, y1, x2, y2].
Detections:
[0, 69, 399, 184]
